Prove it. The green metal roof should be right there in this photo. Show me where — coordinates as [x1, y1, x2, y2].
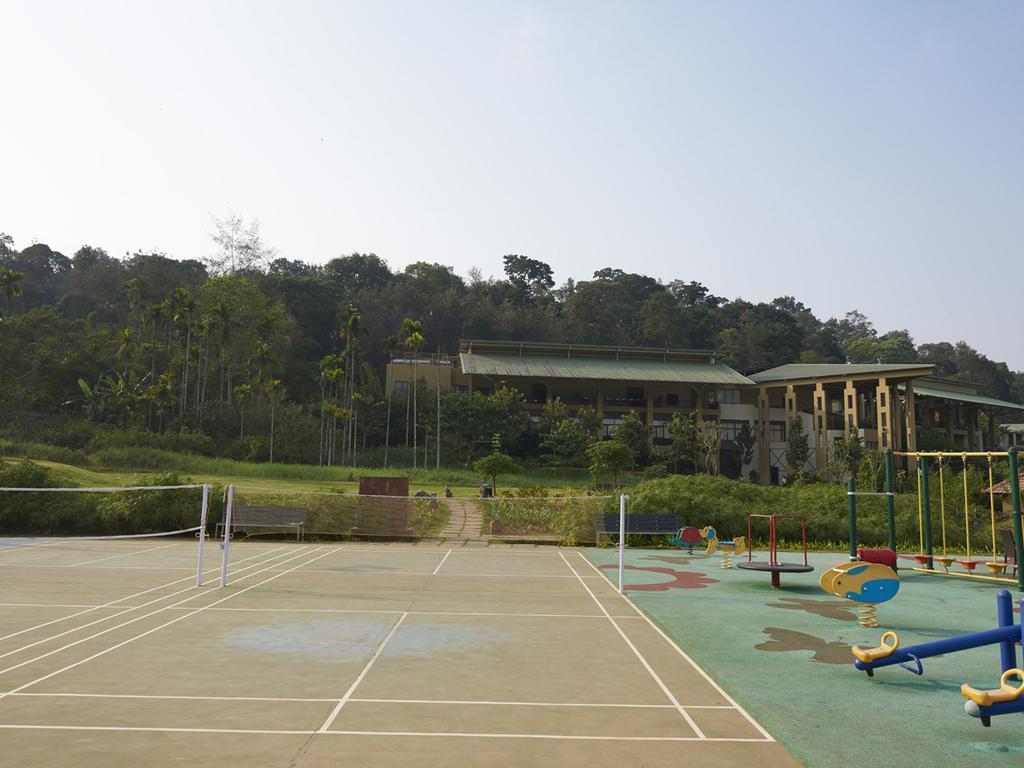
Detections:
[460, 353, 753, 385]
[897, 384, 1024, 412]
[749, 363, 934, 383]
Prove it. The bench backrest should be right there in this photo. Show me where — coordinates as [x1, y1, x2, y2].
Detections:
[599, 513, 679, 533]
[231, 505, 306, 526]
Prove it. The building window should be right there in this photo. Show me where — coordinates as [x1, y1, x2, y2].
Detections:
[722, 420, 747, 441]
[651, 420, 667, 440]
[718, 388, 741, 405]
[602, 417, 624, 438]
[451, 384, 469, 395]
[770, 421, 786, 442]
[394, 381, 409, 394]
[666, 393, 680, 406]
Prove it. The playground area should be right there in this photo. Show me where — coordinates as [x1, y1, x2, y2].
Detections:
[0, 538, 793, 768]
[584, 545, 1024, 767]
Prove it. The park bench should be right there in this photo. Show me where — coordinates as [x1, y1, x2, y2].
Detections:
[595, 513, 681, 545]
[217, 505, 306, 541]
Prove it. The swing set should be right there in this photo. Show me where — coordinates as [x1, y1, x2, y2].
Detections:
[846, 448, 1024, 590]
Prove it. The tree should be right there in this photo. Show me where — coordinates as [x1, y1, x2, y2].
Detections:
[206, 212, 275, 275]
[587, 440, 635, 488]
[503, 254, 554, 305]
[0, 267, 24, 319]
[697, 419, 725, 475]
[401, 318, 425, 465]
[666, 413, 699, 473]
[612, 411, 649, 466]
[784, 418, 810, 481]
[827, 435, 864, 484]
[264, 378, 282, 463]
[735, 422, 757, 469]
[474, 436, 520, 493]
[382, 334, 399, 467]
[540, 419, 588, 466]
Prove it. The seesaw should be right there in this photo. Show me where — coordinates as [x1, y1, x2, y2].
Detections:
[851, 589, 1024, 727]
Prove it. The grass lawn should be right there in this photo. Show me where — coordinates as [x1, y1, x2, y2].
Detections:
[0, 454, 603, 498]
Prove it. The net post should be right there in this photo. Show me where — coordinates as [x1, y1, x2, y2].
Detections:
[195, 484, 210, 587]
[920, 455, 933, 570]
[884, 449, 896, 551]
[1008, 448, 1023, 591]
[220, 484, 234, 587]
[618, 493, 627, 594]
[847, 478, 857, 561]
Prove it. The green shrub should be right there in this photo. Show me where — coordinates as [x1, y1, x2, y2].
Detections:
[0, 460, 100, 535]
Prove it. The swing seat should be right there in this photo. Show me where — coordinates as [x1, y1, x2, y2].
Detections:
[936, 555, 956, 570]
[957, 559, 979, 571]
[911, 554, 931, 565]
[852, 631, 899, 664]
[961, 669, 1024, 707]
[983, 561, 1008, 576]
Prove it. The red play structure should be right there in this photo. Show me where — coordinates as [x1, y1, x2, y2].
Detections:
[736, 514, 814, 588]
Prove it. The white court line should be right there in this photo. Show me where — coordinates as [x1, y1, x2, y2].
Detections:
[0, 548, 338, 699]
[0, 603, 102, 609]
[322, 730, 769, 742]
[6, 693, 726, 709]
[576, 551, 776, 742]
[0, 724, 769, 741]
[431, 549, 452, 575]
[0, 546, 292, 654]
[69, 542, 177, 567]
[0, 564, 199, 571]
[349, 698, 676, 708]
[0, 547, 309, 674]
[261, 568, 573, 579]
[558, 552, 705, 740]
[318, 613, 408, 732]
[164, 607, 619, 619]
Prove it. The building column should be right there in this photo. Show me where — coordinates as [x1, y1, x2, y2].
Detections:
[844, 380, 859, 438]
[945, 403, 954, 442]
[596, 389, 604, 420]
[988, 411, 997, 451]
[757, 387, 770, 485]
[646, 387, 654, 446]
[967, 408, 978, 450]
[695, 387, 704, 423]
[785, 384, 799, 431]
[904, 382, 917, 471]
[813, 382, 828, 476]
[891, 390, 904, 451]
[875, 378, 891, 451]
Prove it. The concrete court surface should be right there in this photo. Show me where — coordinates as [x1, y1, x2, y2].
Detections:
[0, 538, 801, 767]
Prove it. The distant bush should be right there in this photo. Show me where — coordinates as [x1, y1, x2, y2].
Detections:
[96, 472, 204, 534]
[0, 460, 100, 534]
[628, 473, 997, 551]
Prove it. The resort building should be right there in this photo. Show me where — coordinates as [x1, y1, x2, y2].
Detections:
[386, 340, 1024, 484]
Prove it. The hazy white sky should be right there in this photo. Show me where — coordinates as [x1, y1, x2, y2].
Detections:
[2, 1, 1022, 367]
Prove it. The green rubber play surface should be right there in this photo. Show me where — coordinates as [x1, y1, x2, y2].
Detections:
[583, 547, 1024, 768]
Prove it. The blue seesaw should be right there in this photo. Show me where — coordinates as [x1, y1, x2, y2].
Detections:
[851, 589, 1024, 727]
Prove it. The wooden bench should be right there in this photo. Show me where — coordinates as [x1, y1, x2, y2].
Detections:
[595, 513, 680, 544]
[218, 505, 306, 541]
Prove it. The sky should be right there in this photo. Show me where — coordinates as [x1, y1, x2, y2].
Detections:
[2, 1, 1022, 368]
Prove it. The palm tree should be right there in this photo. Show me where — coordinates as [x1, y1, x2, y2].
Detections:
[0, 267, 24, 320]
[168, 289, 195, 416]
[382, 335, 399, 467]
[339, 307, 365, 464]
[401, 319, 425, 469]
[264, 378, 282, 463]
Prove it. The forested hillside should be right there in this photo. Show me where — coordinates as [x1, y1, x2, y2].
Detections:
[1, 220, 1021, 468]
